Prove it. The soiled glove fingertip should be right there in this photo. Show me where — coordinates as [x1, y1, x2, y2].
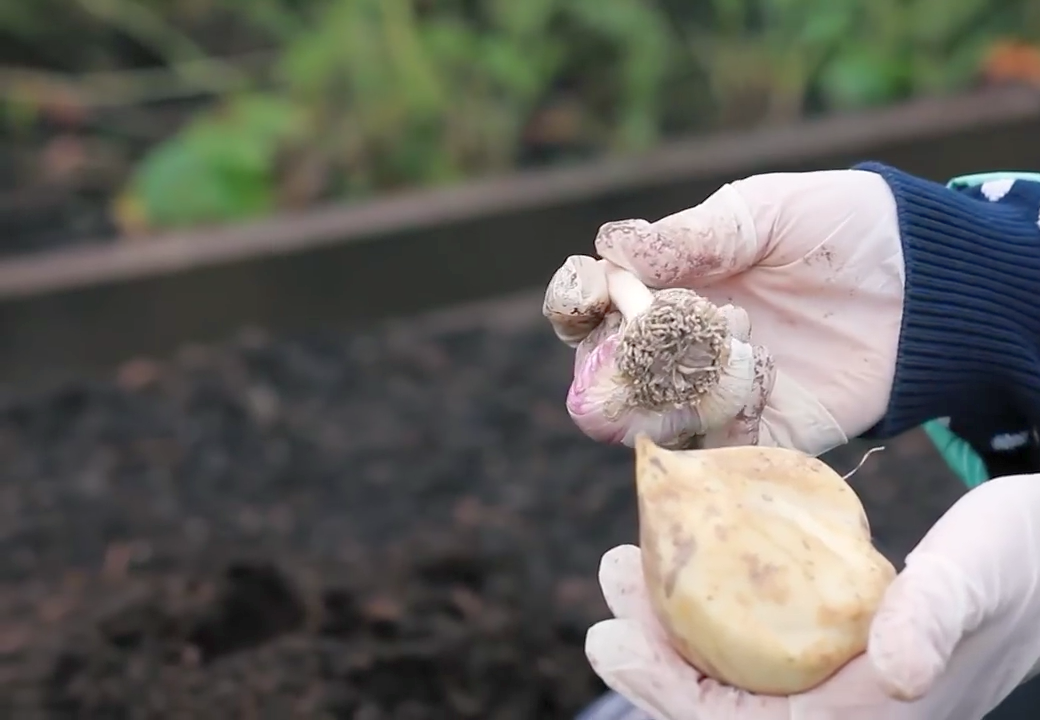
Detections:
[599, 545, 642, 586]
[594, 219, 655, 280]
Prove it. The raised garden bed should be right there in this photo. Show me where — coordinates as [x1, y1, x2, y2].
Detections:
[0, 291, 965, 718]
[0, 60, 1034, 719]
[3, 86, 1040, 388]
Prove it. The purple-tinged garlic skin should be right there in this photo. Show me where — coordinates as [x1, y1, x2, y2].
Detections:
[548, 257, 769, 448]
[567, 328, 703, 448]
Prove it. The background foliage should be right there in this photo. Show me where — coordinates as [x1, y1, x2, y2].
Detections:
[3, 0, 1040, 235]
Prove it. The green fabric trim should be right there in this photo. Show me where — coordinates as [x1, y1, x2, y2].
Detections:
[946, 171, 1040, 189]
[921, 420, 989, 489]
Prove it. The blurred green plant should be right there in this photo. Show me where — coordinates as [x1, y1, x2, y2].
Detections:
[116, 93, 306, 228]
[116, 0, 681, 230]
[683, 0, 1033, 123]
[3, 0, 1040, 233]
[814, 0, 1011, 108]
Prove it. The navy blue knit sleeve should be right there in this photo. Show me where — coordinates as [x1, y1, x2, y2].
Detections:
[853, 162, 1040, 449]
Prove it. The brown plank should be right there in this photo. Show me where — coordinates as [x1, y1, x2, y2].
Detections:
[2, 87, 1040, 385]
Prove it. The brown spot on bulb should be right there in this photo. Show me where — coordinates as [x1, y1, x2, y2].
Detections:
[742, 553, 789, 604]
[663, 535, 697, 598]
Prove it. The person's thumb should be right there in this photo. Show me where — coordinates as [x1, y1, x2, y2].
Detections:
[593, 182, 762, 289]
[866, 552, 988, 701]
[866, 473, 1040, 703]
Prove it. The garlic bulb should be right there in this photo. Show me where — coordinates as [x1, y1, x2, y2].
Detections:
[635, 435, 896, 695]
[544, 254, 761, 448]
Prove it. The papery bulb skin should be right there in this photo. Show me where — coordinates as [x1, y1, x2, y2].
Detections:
[567, 322, 704, 448]
[567, 332, 629, 444]
[635, 435, 896, 695]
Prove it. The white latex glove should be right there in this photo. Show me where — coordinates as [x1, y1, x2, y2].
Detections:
[543, 170, 905, 457]
[585, 472, 1040, 720]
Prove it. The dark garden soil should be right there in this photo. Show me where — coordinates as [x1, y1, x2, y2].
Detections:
[0, 293, 967, 719]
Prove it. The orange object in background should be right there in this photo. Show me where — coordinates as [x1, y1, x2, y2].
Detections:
[982, 40, 1040, 86]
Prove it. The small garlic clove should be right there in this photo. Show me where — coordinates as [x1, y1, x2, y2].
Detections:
[574, 309, 623, 372]
[701, 343, 775, 448]
[543, 255, 611, 347]
[715, 303, 751, 343]
[567, 333, 629, 444]
[691, 337, 758, 432]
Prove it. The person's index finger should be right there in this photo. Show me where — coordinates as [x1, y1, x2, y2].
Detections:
[594, 184, 760, 289]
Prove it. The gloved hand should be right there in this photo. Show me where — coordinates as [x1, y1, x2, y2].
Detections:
[585, 472, 1040, 720]
[543, 169, 905, 457]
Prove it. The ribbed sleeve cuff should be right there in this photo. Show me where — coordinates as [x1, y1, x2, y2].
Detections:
[854, 162, 1040, 442]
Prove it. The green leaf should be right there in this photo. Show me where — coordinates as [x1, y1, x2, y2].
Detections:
[796, 2, 857, 46]
[478, 35, 555, 100]
[485, 0, 558, 37]
[422, 18, 480, 67]
[278, 23, 346, 96]
[907, 0, 993, 46]
[817, 45, 907, 109]
[124, 93, 305, 229]
[380, 0, 446, 115]
[566, 0, 673, 150]
[710, 0, 751, 34]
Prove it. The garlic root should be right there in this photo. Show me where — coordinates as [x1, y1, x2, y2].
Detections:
[603, 263, 749, 433]
[635, 435, 896, 695]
